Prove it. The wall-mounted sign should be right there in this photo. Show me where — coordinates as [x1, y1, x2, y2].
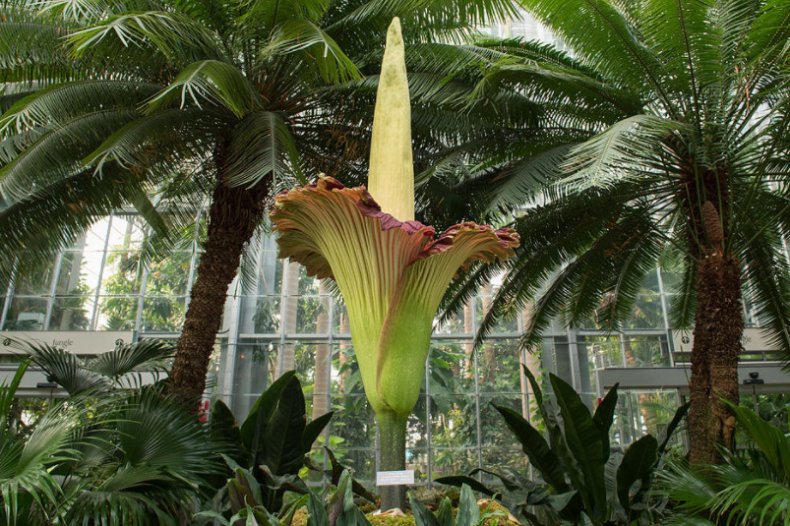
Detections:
[672, 328, 778, 354]
[0, 331, 134, 355]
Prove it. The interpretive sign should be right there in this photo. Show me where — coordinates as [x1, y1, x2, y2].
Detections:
[376, 470, 415, 486]
[672, 328, 778, 354]
[0, 331, 134, 355]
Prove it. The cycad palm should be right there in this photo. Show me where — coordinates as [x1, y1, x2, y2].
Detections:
[445, 0, 789, 464]
[0, 0, 519, 401]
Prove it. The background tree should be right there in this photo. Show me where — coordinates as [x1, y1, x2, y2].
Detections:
[0, 0, 521, 401]
[442, 0, 790, 464]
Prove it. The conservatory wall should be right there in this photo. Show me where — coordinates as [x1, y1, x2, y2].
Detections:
[0, 213, 745, 485]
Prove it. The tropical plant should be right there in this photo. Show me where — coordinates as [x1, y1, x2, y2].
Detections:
[9, 337, 173, 395]
[438, 367, 689, 525]
[661, 403, 790, 526]
[0, 339, 225, 525]
[55, 388, 224, 526]
[202, 370, 333, 521]
[410, 484, 509, 526]
[269, 19, 519, 509]
[0, 361, 78, 525]
[0, 0, 522, 403]
[442, 0, 790, 465]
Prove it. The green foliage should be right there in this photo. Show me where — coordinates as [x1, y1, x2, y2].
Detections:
[0, 0, 523, 292]
[0, 361, 75, 525]
[438, 0, 790, 368]
[8, 337, 174, 395]
[0, 344, 224, 525]
[661, 403, 790, 526]
[202, 371, 333, 521]
[438, 366, 689, 525]
[410, 484, 507, 526]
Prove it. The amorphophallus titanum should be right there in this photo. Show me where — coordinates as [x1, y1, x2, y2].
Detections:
[270, 18, 519, 509]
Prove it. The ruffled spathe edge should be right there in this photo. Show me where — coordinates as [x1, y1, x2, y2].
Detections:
[272, 176, 519, 279]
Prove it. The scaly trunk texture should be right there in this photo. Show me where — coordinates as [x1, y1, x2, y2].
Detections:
[168, 167, 269, 402]
[688, 251, 742, 465]
[378, 410, 407, 510]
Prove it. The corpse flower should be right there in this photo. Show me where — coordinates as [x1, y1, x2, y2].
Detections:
[270, 18, 518, 509]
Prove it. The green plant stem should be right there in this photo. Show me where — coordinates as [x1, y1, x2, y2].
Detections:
[377, 410, 407, 510]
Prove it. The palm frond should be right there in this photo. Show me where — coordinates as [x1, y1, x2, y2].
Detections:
[519, 0, 670, 106]
[18, 339, 108, 395]
[0, 109, 137, 201]
[225, 110, 304, 187]
[67, 11, 225, 65]
[483, 144, 575, 214]
[86, 339, 174, 380]
[145, 60, 259, 117]
[0, 80, 158, 133]
[736, 189, 790, 367]
[557, 114, 682, 191]
[261, 20, 362, 84]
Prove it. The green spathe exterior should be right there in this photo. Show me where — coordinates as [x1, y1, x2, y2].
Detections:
[270, 17, 519, 509]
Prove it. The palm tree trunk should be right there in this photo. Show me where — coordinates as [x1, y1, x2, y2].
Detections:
[688, 251, 742, 464]
[168, 174, 269, 402]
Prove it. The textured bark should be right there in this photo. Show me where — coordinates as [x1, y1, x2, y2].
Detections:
[168, 169, 269, 402]
[677, 163, 742, 464]
[688, 252, 742, 465]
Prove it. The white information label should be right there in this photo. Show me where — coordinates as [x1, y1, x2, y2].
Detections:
[376, 470, 415, 486]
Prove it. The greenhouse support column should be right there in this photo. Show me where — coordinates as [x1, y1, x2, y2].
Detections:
[378, 410, 407, 510]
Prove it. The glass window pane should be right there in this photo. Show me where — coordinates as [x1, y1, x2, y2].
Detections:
[145, 252, 192, 296]
[583, 335, 624, 370]
[241, 251, 283, 295]
[14, 260, 57, 295]
[231, 341, 277, 417]
[107, 214, 146, 250]
[3, 297, 48, 330]
[476, 295, 519, 334]
[141, 297, 186, 332]
[295, 296, 329, 334]
[96, 296, 138, 331]
[49, 296, 94, 330]
[477, 339, 523, 394]
[429, 341, 475, 395]
[239, 296, 281, 335]
[56, 251, 100, 296]
[100, 251, 143, 295]
[624, 293, 664, 329]
[333, 302, 350, 336]
[624, 336, 670, 367]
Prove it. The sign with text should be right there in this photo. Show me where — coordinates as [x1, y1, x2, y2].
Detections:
[672, 328, 778, 354]
[0, 331, 134, 355]
[376, 470, 415, 486]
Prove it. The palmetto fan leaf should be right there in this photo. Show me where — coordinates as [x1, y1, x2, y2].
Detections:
[0, 364, 78, 526]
